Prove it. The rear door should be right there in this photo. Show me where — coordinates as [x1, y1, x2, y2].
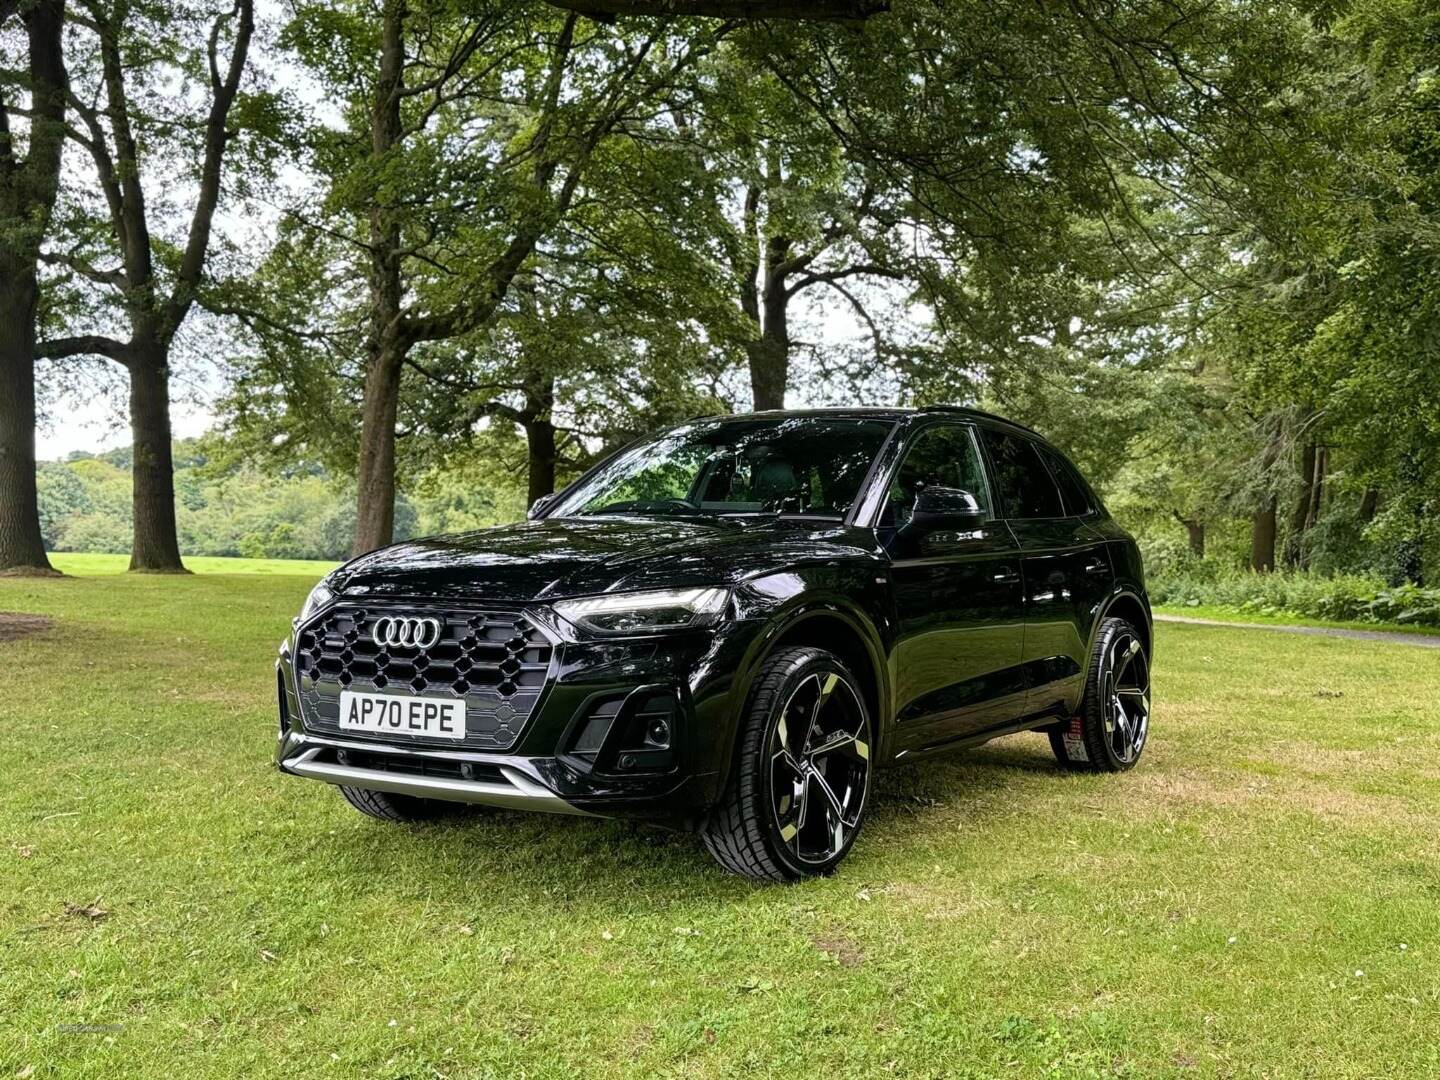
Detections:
[883, 422, 1028, 750]
[977, 428, 1113, 719]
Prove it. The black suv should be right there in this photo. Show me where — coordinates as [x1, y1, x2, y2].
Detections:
[275, 407, 1151, 880]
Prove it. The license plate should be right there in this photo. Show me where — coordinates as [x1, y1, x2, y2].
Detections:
[338, 690, 466, 741]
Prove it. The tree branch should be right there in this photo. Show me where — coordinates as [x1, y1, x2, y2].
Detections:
[787, 261, 902, 298]
[171, 0, 254, 326]
[39, 249, 126, 288]
[35, 334, 131, 364]
[544, 0, 886, 20]
[823, 278, 883, 357]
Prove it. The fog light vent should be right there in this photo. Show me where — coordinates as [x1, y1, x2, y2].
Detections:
[561, 686, 681, 777]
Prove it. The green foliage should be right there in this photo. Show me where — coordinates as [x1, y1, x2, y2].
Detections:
[1151, 565, 1440, 627]
[37, 435, 533, 560]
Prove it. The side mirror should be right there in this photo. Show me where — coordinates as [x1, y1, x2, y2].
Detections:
[905, 486, 985, 535]
[527, 493, 557, 520]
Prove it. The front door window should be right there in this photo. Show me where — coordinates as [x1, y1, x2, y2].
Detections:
[882, 423, 991, 527]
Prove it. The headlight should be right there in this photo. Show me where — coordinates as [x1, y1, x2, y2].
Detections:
[552, 587, 729, 635]
[299, 578, 335, 622]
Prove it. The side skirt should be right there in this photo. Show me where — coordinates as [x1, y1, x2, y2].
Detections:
[887, 705, 1069, 763]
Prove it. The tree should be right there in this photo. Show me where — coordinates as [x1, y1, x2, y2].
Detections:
[545, 0, 885, 19]
[672, 58, 907, 410]
[242, 1, 735, 554]
[0, 0, 65, 574]
[35, 0, 256, 571]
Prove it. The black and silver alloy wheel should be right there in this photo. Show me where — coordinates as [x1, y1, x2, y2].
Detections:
[1050, 615, 1152, 773]
[701, 646, 874, 881]
[1102, 630, 1150, 764]
[769, 670, 871, 867]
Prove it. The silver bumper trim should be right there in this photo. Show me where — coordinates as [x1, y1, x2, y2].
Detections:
[283, 747, 590, 816]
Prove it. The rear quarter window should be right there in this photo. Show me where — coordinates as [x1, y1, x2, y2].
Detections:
[1038, 444, 1096, 517]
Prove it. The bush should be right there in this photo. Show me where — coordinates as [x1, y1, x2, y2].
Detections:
[1149, 565, 1440, 627]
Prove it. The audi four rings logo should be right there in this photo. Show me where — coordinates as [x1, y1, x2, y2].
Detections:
[371, 615, 442, 650]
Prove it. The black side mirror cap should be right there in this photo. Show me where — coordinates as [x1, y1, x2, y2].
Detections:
[528, 493, 557, 520]
[905, 486, 986, 534]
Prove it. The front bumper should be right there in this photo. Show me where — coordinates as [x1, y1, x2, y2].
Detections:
[275, 612, 762, 824]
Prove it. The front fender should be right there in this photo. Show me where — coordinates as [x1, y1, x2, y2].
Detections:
[717, 570, 892, 784]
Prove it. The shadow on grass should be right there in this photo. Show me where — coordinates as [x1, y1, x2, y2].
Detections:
[293, 732, 1068, 905]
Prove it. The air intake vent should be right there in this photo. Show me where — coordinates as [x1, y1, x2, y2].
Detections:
[561, 686, 680, 776]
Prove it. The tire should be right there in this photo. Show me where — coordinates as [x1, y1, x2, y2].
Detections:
[337, 785, 474, 823]
[700, 647, 874, 881]
[1050, 616, 1151, 773]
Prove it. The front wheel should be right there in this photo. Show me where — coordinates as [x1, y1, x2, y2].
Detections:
[1050, 616, 1151, 772]
[700, 647, 874, 881]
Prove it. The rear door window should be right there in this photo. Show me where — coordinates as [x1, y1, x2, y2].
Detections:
[979, 428, 1064, 519]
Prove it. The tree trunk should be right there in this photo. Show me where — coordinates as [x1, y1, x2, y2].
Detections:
[1359, 486, 1379, 523]
[1185, 520, 1205, 559]
[747, 333, 789, 411]
[526, 418, 557, 506]
[1283, 441, 1317, 569]
[523, 373, 557, 506]
[1392, 450, 1424, 587]
[353, 340, 405, 556]
[1250, 495, 1277, 573]
[747, 243, 792, 411]
[127, 350, 186, 572]
[1307, 446, 1327, 527]
[1172, 510, 1204, 558]
[0, 0, 66, 575]
[0, 260, 56, 574]
[352, 0, 407, 557]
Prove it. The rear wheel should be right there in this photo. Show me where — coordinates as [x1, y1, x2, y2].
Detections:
[1050, 616, 1151, 772]
[338, 785, 474, 823]
[700, 647, 873, 881]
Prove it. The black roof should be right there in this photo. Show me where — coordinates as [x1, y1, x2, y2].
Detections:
[698, 405, 1047, 440]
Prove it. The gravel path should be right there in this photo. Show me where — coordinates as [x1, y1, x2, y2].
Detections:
[1154, 612, 1440, 649]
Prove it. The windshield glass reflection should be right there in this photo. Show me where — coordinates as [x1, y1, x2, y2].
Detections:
[552, 417, 895, 519]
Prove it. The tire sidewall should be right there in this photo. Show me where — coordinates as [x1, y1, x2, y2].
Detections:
[752, 649, 873, 878]
[1082, 617, 1147, 772]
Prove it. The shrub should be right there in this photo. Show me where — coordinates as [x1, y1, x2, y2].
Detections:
[1149, 565, 1440, 627]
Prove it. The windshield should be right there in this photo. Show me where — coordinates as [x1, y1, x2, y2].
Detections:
[551, 416, 895, 519]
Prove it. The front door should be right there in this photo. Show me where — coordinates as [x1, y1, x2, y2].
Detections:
[883, 423, 1028, 751]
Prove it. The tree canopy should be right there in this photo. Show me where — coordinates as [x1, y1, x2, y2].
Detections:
[0, 0, 1434, 588]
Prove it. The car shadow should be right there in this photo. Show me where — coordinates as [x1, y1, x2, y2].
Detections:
[298, 732, 1067, 904]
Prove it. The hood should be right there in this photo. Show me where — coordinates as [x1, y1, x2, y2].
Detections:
[334, 515, 837, 603]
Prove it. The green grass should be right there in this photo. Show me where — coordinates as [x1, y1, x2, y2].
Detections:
[1154, 602, 1440, 636]
[45, 552, 338, 577]
[3, 565, 1439, 1078]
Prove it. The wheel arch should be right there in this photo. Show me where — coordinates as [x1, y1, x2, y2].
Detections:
[1096, 589, 1152, 658]
[728, 600, 891, 770]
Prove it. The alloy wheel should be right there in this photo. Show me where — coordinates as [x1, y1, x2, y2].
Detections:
[1103, 632, 1150, 764]
[768, 670, 871, 865]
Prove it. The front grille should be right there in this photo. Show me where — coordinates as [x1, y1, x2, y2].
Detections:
[293, 604, 553, 750]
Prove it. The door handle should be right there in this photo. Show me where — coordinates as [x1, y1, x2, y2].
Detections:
[1084, 557, 1109, 576]
[991, 566, 1020, 584]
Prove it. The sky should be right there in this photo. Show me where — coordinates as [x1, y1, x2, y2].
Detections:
[37, 397, 216, 461]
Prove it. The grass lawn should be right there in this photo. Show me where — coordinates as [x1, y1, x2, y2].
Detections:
[3, 561, 1439, 1078]
[1154, 602, 1440, 637]
[44, 552, 338, 578]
